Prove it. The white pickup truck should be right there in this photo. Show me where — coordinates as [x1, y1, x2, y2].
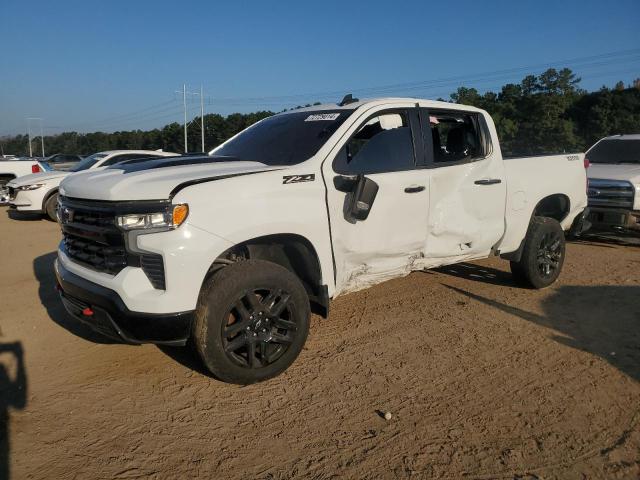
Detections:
[586, 134, 640, 232]
[0, 158, 47, 203]
[55, 97, 589, 384]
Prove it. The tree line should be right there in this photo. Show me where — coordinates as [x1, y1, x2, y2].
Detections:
[2, 68, 639, 158]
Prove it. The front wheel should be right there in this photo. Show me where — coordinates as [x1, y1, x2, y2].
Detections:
[510, 216, 566, 289]
[192, 259, 310, 384]
[44, 192, 59, 222]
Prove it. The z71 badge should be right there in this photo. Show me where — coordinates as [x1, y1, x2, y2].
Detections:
[283, 174, 315, 184]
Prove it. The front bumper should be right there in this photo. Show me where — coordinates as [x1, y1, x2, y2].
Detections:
[9, 188, 44, 212]
[55, 258, 193, 345]
[587, 207, 640, 232]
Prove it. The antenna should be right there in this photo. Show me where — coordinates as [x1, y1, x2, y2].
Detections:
[338, 94, 359, 106]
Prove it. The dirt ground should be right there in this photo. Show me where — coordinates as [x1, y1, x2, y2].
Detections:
[0, 208, 638, 480]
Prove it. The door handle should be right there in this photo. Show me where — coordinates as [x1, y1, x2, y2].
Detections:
[474, 178, 502, 185]
[404, 185, 425, 193]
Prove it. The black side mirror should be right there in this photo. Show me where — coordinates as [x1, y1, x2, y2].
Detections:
[333, 174, 379, 221]
[350, 175, 379, 221]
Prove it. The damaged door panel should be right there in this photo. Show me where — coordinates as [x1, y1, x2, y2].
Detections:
[420, 108, 506, 262]
[324, 107, 430, 295]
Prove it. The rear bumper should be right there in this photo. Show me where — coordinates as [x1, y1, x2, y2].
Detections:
[587, 207, 640, 232]
[55, 258, 193, 345]
[568, 207, 592, 236]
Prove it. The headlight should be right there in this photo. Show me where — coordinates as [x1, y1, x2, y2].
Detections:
[18, 183, 45, 191]
[116, 204, 189, 231]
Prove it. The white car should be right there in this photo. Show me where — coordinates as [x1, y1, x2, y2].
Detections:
[586, 134, 640, 232]
[55, 97, 589, 384]
[0, 158, 48, 203]
[7, 150, 179, 220]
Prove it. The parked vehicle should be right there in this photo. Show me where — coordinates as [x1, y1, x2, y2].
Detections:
[54, 97, 589, 384]
[586, 134, 640, 232]
[0, 158, 48, 204]
[7, 150, 178, 220]
[42, 153, 85, 171]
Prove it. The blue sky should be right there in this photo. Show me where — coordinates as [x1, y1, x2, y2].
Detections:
[1, 0, 638, 136]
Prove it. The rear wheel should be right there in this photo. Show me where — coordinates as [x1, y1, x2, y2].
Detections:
[510, 216, 565, 289]
[44, 192, 59, 222]
[193, 259, 310, 384]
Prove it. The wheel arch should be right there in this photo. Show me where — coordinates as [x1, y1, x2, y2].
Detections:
[209, 233, 329, 318]
[533, 193, 571, 223]
[501, 193, 570, 262]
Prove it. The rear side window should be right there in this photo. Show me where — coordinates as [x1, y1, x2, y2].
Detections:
[333, 111, 416, 174]
[588, 139, 640, 164]
[425, 110, 487, 164]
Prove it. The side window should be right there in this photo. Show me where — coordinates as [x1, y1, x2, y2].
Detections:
[334, 111, 415, 174]
[427, 110, 485, 164]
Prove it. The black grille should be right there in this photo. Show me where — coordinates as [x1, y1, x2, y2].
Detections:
[587, 179, 635, 209]
[64, 233, 127, 274]
[59, 196, 166, 289]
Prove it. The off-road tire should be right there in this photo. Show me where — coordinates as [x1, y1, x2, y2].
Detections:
[44, 192, 59, 222]
[193, 259, 310, 384]
[510, 216, 565, 289]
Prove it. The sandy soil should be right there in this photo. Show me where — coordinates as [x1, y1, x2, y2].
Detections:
[0, 208, 638, 480]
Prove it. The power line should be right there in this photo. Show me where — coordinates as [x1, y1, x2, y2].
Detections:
[208, 48, 640, 105]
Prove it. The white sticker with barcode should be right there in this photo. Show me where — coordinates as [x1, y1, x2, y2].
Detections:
[304, 113, 340, 121]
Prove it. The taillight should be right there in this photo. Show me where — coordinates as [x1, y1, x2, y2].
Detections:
[584, 157, 590, 194]
[31, 164, 41, 173]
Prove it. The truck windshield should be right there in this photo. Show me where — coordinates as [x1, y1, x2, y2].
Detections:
[212, 110, 353, 166]
[70, 153, 107, 172]
[588, 139, 640, 164]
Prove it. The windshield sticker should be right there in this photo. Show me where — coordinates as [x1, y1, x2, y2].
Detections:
[304, 113, 340, 122]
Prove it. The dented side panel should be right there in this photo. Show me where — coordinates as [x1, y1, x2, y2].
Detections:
[330, 170, 430, 295]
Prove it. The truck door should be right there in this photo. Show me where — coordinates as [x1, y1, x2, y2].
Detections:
[322, 108, 429, 295]
[420, 108, 506, 262]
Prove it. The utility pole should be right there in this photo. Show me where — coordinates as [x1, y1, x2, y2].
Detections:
[175, 84, 207, 153]
[182, 84, 188, 153]
[27, 119, 33, 157]
[200, 85, 205, 153]
[39, 118, 45, 157]
[26, 117, 45, 157]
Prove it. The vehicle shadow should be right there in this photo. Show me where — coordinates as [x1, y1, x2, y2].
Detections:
[570, 232, 640, 249]
[0, 341, 27, 480]
[157, 344, 211, 377]
[434, 262, 523, 288]
[443, 284, 640, 382]
[6, 210, 44, 222]
[33, 252, 117, 344]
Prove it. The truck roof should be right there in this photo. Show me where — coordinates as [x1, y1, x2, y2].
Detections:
[282, 97, 483, 114]
[600, 134, 640, 141]
[95, 149, 177, 156]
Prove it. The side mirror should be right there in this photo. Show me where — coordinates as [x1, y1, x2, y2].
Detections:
[348, 175, 379, 221]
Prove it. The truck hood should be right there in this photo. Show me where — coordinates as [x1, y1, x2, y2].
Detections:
[588, 163, 640, 185]
[9, 170, 69, 186]
[59, 158, 280, 201]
